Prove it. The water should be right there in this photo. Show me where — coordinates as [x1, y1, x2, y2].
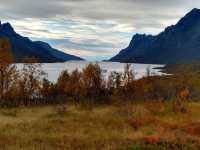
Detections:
[16, 61, 165, 82]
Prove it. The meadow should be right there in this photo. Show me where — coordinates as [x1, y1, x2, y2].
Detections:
[1, 47, 200, 149]
[0, 101, 199, 150]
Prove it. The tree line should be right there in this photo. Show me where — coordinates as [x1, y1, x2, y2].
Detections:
[0, 38, 197, 108]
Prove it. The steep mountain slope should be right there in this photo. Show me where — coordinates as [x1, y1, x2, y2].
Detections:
[0, 22, 83, 62]
[110, 8, 200, 64]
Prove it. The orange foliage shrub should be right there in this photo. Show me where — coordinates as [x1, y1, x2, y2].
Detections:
[142, 136, 161, 145]
[185, 122, 200, 137]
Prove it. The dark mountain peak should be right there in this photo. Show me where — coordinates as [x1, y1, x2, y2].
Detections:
[129, 33, 154, 48]
[187, 8, 200, 16]
[110, 8, 200, 64]
[132, 34, 147, 41]
[176, 8, 200, 28]
[131, 34, 154, 43]
[0, 21, 83, 62]
[163, 25, 175, 32]
[132, 33, 153, 40]
[1, 22, 14, 32]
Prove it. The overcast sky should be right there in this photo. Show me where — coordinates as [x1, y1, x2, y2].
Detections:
[1, 0, 200, 60]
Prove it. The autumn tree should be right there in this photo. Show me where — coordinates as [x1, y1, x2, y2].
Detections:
[18, 57, 46, 105]
[122, 64, 135, 85]
[121, 64, 136, 100]
[67, 69, 82, 104]
[107, 71, 122, 96]
[81, 63, 106, 106]
[41, 78, 57, 104]
[0, 38, 18, 105]
[56, 69, 82, 104]
[57, 70, 70, 100]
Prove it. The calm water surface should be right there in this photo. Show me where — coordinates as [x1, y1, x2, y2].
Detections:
[16, 61, 165, 82]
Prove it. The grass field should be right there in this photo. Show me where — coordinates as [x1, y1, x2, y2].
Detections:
[0, 101, 199, 150]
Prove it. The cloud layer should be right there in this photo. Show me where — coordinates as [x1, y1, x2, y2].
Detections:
[1, 0, 200, 60]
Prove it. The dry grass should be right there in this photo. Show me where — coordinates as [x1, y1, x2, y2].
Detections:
[0, 102, 199, 150]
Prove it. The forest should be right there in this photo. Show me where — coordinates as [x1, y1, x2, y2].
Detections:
[0, 44, 194, 112]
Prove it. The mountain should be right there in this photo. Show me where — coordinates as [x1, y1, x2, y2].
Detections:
[110, 8, 200, 64]
[0, 21, 83, 63]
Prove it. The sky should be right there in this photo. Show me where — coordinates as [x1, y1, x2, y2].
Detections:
[1, 0, 200, 60]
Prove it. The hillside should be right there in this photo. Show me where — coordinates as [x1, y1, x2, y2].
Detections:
[0, 22, 83, 63]
[110, 8, 200, 64]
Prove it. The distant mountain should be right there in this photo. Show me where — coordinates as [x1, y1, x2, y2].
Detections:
[0, 21, 83, 63]
[110, 8, 200, 64]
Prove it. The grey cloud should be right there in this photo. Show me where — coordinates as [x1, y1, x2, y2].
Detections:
[0, 0, 192, 20]
[0, 0, 197, 31]
[1, 0, 200, 60]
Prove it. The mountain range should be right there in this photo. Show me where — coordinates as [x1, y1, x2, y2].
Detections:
[110, 8, 200, 64]
[0, 22, 83, 63]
